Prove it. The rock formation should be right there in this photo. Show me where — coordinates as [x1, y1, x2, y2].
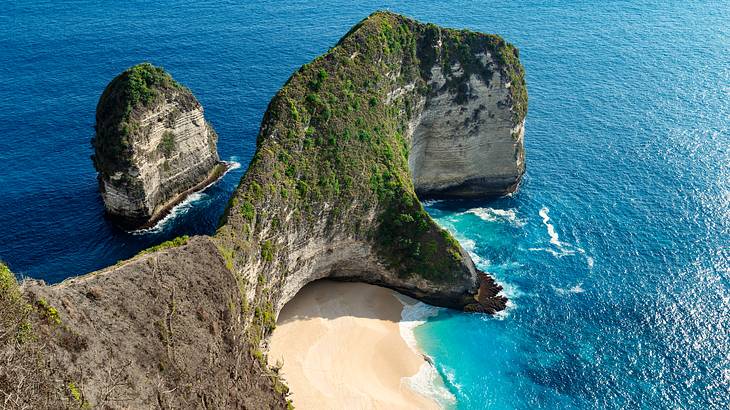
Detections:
[2, 12, 526, 408]
[408, 47, 526, 198]
[92, 63, 226, 229]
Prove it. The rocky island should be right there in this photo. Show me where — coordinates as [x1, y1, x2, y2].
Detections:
[0, 12, 525, 408]
[92, 63, 227, 230]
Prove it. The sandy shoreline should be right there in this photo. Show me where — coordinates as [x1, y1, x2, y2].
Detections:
[267, 280, 440, 409]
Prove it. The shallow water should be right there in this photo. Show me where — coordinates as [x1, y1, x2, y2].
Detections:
[1, 1, 728, 408]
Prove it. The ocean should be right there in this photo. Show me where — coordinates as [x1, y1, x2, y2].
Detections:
[1, 1, 728, 408]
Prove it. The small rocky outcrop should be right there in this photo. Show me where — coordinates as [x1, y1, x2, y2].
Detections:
[4, 12, 526, 408]
[92, 63, 225, 229]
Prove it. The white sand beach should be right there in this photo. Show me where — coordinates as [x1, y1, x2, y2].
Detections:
[267, 280, 439, 409]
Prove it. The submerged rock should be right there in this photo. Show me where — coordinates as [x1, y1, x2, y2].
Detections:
[92, 63, 225, 230]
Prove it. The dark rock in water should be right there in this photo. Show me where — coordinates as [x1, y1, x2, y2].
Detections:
[92, 63, 225, 230]
[465, 272, 508, 314]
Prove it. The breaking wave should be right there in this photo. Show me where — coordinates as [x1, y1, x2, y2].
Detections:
[530, 207, 593, 270]
[552, 283, 586, 295]
[394, 295, 456, 406]
[461, 207, 523, 226]
[130, 160, 240, 235]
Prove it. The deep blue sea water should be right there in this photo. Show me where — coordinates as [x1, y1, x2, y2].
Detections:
[1, 1, 728, 408]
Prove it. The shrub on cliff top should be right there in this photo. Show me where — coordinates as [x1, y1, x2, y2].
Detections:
[137, 235, 190, 256]
[93, 63, 192, 175]
[0, 262, 33, 344]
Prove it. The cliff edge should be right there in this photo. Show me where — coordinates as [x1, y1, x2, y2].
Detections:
[92, 63, 226, 230]
[2, 12, 526, 408]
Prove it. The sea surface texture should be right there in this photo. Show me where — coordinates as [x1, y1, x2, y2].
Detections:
[1, 1, 728, 409]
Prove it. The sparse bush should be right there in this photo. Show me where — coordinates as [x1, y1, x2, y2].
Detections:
[260, 240, 274, 262]
[137, 235, 189, 256]
[160, 131, 176, 157]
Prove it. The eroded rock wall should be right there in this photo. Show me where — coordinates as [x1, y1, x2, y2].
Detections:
[409, 59, 525, 198]
[20, 238, 288, 409]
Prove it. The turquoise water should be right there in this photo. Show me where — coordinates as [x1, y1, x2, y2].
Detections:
[1, 1, 728, 408]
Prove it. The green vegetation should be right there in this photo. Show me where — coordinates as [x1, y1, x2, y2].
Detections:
[67, 381, 90, 408]
[218, 11, 516, 283]
[68, 381, 82, 402]
[66, 381, 91, 410]
[36, 298, 61, 326]
[254, 301, 276, 332]
[211, 17, 525, 402]
[240, 201, 255, 220]
[137, 235, 189, 256]
[0, 262, 33, 343]
[93, 62, 192, 175]
[123, 63, 177, 108]
[217, 244, 235, 271]
[260, 240, 274, 262]
[160, 131, 176, 157]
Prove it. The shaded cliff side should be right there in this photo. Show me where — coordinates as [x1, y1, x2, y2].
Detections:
[92, 63, 225, 230]
[2, 11, 526, 408]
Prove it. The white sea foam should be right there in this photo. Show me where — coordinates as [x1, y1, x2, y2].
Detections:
[534, 206, 592, 260]
[421, 199, 444, 207]
[227, 160, 242, 170]
[552, 283, 585, 295]
[460, 238, 476, 251]
[539, 207, 570, 250]
[528, 247, 564, 257]
[131, 192, 207, 235]
[441, 366, 463, 395]
[570, 283, 585, 293]
[130, 160, 240, 235]
[395, 295, 440, 351]
[403, 363, 456, 407]
[461, 207, 523, 226]
[393, 295, 455, 405]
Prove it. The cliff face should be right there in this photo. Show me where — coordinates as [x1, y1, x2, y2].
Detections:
[4, 12, 526, 408]
[215, 11, 526, 316]
[1, 245, 289, 409]
[408, 54, 526, 198]
[92, 63, 224, 229]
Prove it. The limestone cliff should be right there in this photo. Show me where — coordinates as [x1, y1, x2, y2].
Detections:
[409, 49, 526, 198]
[2, 12, 526, 408]
[92, 63, 225, 229]
[215, 11, 525, 314]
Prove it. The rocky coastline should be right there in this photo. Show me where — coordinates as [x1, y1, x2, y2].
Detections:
[129, 161, 231, 231]
[0, 11, 525, 408]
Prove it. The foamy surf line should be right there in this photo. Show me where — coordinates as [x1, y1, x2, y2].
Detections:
[393, 293, 456, 407]
[460, 207, 523, 226]
[532, 206, 595, 270]
[130, 160, 241, 235]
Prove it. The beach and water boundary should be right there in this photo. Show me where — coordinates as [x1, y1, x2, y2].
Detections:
[267, 280, 454, 409]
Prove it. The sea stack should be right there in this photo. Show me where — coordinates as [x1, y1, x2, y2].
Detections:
[92, 63, 225, 229]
